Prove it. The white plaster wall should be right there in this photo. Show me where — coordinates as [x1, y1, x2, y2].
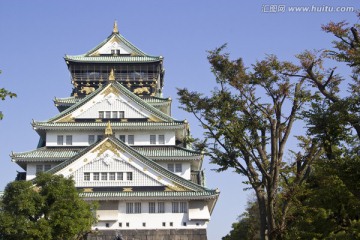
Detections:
[157, 162, 191, 180]
[93, 200, 208, 230]
[46, 130, 175, 146]
[26, 163, 54, 180]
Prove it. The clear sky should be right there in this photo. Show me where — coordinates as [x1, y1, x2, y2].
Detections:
[0, 1, 358, 239]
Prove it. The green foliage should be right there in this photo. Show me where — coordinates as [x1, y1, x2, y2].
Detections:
[0, 70, 17, 120]
[0, 173, 97, 240]
[222, 201, 260, 240]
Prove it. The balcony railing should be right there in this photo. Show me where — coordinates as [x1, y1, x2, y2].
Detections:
[72, 72, 158, 82]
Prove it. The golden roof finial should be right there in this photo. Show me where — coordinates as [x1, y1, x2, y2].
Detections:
[113, 20, 119, 34]
[109, 68, 115, 81]
[105, 121, 113, 136]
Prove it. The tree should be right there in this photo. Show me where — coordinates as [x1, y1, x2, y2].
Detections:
[178, 46, 321, 240]
[0, 173, 97, 240]
[0, 70, 17, 120]
[222, 201, 260, 240]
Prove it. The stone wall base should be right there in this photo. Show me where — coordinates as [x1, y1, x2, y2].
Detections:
[87, 229, 207, 240]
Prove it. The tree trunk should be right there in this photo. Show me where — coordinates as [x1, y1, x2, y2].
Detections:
[255, 186, 268, 240]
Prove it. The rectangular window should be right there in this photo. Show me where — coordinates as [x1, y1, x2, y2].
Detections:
[119, 222, 122, 227]
[158, 135, 165, 144]
[126, 203, 133, 214]
[128, 135, 134, 145]
[149, 202, 155, 214]
[66, 135, 72, 145]
[97, 135, 103, 142]
[36, 165, 43, 173]
[162, 222, 166, 227]
[127, 172, 133, 181]
[99, 111, 104, 118]
[101, 172, 108, 181]
[119, 135, 126, 142]
[117, 172, 123, 180]
[119, 111, 124, 118]
[44, 165, 51, 171]
[88, 135, 95, 145]
[150, 135, 156, 144]
[93, 172, 99, 181]
[158, 202, 165, 213]
[106, 111, 111, 118]
[112, 111, 118, 118]
[172, 202, 179, 213]
[126, 222, 129, 227]
[167, 163, 174, 172]
[57, 135, 63, 145]
[109, 172, 115, 180]
[180, 202, 187, 213]
[175, 163, 182, 173]
[134, 202, 141, 214]
[170, 222, 173, 227]
[84, 172, 90, 181]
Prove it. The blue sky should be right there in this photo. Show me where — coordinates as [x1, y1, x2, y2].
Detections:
[0, 1, 358, 239]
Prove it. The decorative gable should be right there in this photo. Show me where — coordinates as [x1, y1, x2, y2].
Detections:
[52, 138, 194, 192]
[74, 93, 148, 120]
[89, 35, 134, 56]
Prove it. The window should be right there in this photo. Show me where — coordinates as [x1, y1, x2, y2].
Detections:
[109, 172, 115, 180]
[158, 202, 165, 213]
[175, 163, 182, 173]
[84, 172, 90, 181]
[162, 222, 166, 227]
[99, 111, 104, 118]
[126, 203, 133, 214]
[36, 165, 43, 173]
[149, 202, 155, 213]
[128, 135, 134, 145]
[97, 135, 103, 142]
[119, 111, 125, 118]
[180, 202, 187, 213]
[126, 222, 129, 227]
[119, 223, 122, 227]
[57, 135, 63, 145]
[158, 135, 165, 144]
[88, 135, 95, 145]
[44, 165, 51, 171]
[127, 172, 133, 181]
[119, 135, 126, 142]
[93, 172, 99, 181]
[117, 172, 123, 180]
[143, 222, 146, 227]
[106, 111, 111, 118]
[134, 202, 141, 213]
[172, 202, 179, 213]
[101, 172, 108, 181]
[170, 222, 173, 227]
[112, 111, 118, 118]
[150, 135, 156, 144]
[66, 135, 72, 145]
[167, 163, 174, 172]
[183, 222, 187, 226]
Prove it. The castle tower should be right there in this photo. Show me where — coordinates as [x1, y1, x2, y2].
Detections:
[11, 22, 219, 239]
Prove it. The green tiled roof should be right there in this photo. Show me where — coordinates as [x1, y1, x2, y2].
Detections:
[45, 82, 176, 123]
[65, 55, 161, 63]
[12, 147, 83, 160]
[12, 146, 201, 161]
[54, 96, 81, 105]
[79, 190, 219, 199]
[133, 146, 201, 158]
[65, 31, 162, 63]
[32, 121, 185, 130]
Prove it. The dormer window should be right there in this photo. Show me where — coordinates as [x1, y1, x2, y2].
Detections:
[111, 49, 120, 55]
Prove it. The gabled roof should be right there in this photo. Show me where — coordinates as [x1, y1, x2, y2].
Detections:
[46, 136, 213, 193]
[41, 81, 178, 123]
[64, 22, 162, 64]
[12, 146, 201, 160]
